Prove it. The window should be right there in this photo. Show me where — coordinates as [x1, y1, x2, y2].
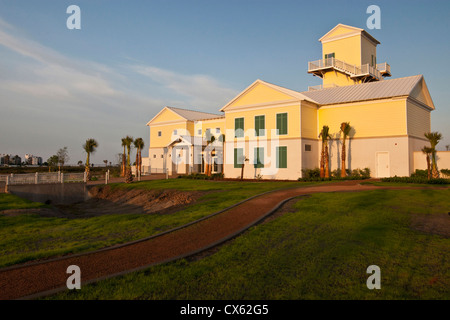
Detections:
[198, 129, 202, 135]
[255, 115, 265, 137]
[235, 117, 244, 138]
[234, 148, 244, 168]
[276, 113, 288, 135]
[153, 155, 156, 158]
[158, 131, 162, 137]
[305, 144, 312, 152]
[173, 129, 177, 135]
[205, 128, 212, 140]
[254, 147, 264, 168]
[325, 52, 335, 59]
[161, 155, 163, 158]
[216, 128, 220, 134]
[276, 146, 287, 169]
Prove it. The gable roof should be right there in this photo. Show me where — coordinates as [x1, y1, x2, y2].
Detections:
[167, 106, 223, 121]
[319, 23, 380, 45]
[301, 75, 434, 109]
[147, 106, 223, 125]
[220, 79, 317, 111]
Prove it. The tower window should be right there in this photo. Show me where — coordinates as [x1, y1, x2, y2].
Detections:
[325, 52, 335, 60]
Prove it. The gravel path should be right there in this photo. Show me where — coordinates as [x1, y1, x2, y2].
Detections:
[0, 181, 429, 299]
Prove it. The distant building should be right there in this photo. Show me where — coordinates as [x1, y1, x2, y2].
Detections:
[0, 154, 21, 166]
[24, 154, 42, 166]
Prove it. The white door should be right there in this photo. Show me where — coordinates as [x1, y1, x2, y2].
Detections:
[376, 152, 390, 178]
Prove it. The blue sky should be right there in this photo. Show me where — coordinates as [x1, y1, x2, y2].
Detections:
[1, 0, 449, 164]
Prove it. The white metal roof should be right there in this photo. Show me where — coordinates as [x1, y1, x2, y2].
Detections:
[167, 106, 223, 121]
[301, 75, 424, 105]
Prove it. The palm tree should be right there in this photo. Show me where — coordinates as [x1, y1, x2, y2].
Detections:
[319, 126, 332, 178]
[123, 135, 134, 183]
[121, 138, 127, 177]
[421, 146, 433, 180]
[340, 122, 352, 178]
[240, 155, 249, 180]
[134, 137, 145, 177]
[83, 139, 98, 181]
[205, 136, 216, 176]
[424, 132, 442, 179]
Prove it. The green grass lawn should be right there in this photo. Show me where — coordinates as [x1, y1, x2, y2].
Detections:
[0, 179, 312, 268]
[49, 188, 449, 300]
[0, 193, 49, 211]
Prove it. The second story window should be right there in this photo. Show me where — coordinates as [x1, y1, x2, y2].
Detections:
[255, 115, 265, 137]
[235, 117, 244, 138]
[158, 131, 162, 137]
[216, 128, 220, 134]
[276, 113, 288, 135]
[173, 129, 177, 135]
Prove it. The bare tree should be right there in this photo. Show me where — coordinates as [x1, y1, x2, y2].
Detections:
[56, 147, 70, 172]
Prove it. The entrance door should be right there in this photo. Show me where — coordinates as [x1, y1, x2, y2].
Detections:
[376, 152, 390, 178]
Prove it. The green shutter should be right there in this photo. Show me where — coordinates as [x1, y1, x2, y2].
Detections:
[235, 118, 244, 138]
[276, 113, 287, 135]
[277, 146, 287, 169]
[255, 115, 265, 136]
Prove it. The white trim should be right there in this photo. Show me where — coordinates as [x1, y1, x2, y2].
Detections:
[224, 102, 301, 114]
[149, 120, 188, 127]
[317, 96, 408, 109]
[147, 106, 186, 126]
[220, 79, 317, 112]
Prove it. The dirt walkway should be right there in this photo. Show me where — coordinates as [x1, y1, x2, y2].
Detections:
[0, 181, 444, 299]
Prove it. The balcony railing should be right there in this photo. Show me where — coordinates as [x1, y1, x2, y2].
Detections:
[308, 58, 390, 81]
[376, 62, 391, 76]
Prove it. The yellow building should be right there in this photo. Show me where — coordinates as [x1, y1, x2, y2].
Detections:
[144, 24, 435, 179]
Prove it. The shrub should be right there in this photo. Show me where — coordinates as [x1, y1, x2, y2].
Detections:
[381, 176, 450, 185]
[441, 169, 450, 176]
[299, 167, 370, 182]
[179, 173, 224, 180]
[301, 168, 321, 179]
[411, 169, 428, 178]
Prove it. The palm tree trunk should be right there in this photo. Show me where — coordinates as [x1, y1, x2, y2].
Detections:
[341, 140, 346, 178]
[85, 152, 91, 181]
[241, 163, 244, 180]
[324, 143, 330, 178]
[135, 153, 139, 177]
[320, 145, 325, 178]
[138, 148, 142, 176]
[426, 154, 431, 180]
[431, 152, 439, 179]
[121, 149, 126, 177]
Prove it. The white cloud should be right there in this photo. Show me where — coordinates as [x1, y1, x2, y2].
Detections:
[0, 18, 237, 162]
[130, 65, 238, 110]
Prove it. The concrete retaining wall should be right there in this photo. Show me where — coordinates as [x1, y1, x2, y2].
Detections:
[6, 183, 89, 205]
